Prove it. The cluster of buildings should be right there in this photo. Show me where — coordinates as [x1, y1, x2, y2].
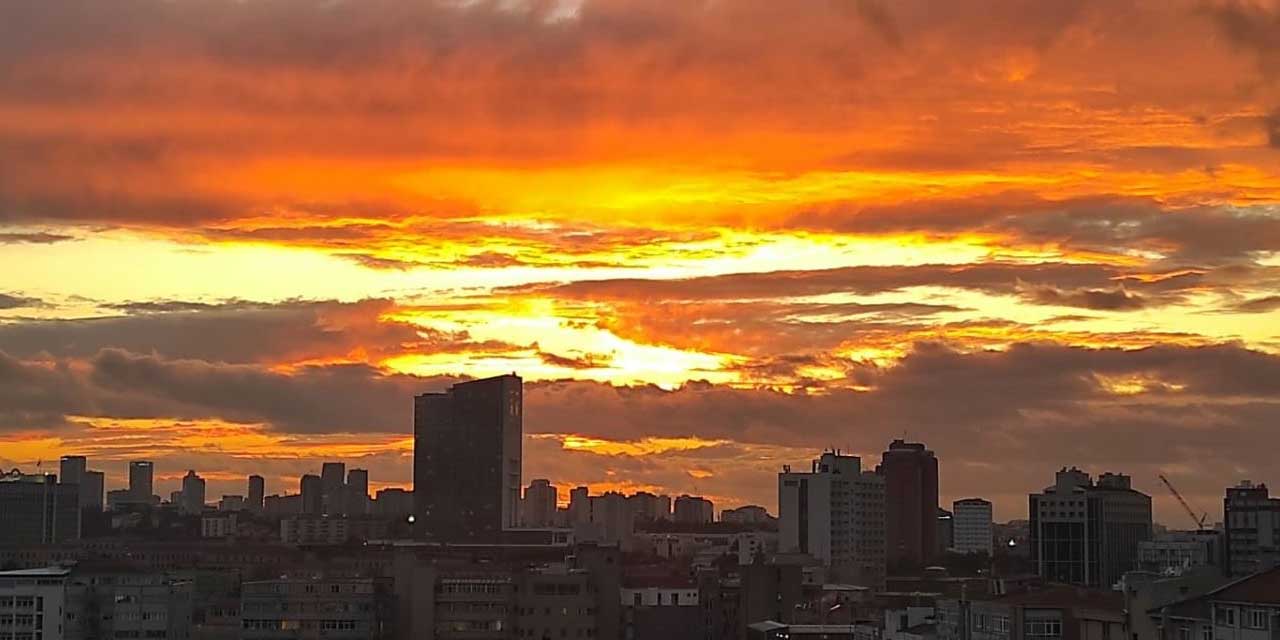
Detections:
[4, 373, 1280, 640]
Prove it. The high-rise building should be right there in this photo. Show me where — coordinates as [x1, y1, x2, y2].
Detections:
[778, 451, 886, 588]
[1029, 467, 1152, 589]
[1223, 480, 1280, 577]
[673, 495, 715, 524]
[300, 474, 323, 515]
[522, 479, 558, 528]
[0, 471, 80, 543]
[321, 462, 346, 515]
[59, 455, 86, 486]
[936, 507, 954, 554]
[129, 461, 154, 502]
[82, 470, 104, 511]
[374, 488, 414, 520]
[347, 468, 370, 516]
[952, 498, 994, 555]
[413, 374, 522, 542]
[248, 474, 265, 513]
[569, 486, 591, 524]
[180, 470, 205, 515]
[877, 439, 939, 568]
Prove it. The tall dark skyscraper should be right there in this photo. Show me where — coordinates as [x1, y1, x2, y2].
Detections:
[248, 474, 265, 513]
[129, 461, 154, 502]
[59, 455, 86, 486]
[414, 374, 522, 542]
[347, 468, 369, 516]
[878, 439, 939, 568]
[300, 473, 323, 515]
[320, 462, 346, 515]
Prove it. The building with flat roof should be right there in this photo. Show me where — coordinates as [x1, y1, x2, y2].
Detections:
[241, 577, 393, 640]
[953, 498, 993, 555]
[414, 374, 522, 542]
[878, 440, 940, 569]
[0, 471, 80, 543]
[129, 461, 155, 502]
[779, 451, 886, 588]
[1029, 467, 1152, 589]
[1223, 480, 1280, 578]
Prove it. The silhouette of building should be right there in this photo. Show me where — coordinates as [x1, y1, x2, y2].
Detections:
[129, 461, 155, 502]
[674, 495, 714, 524]
[59, 455, 85, 487]
[1223, 480, 1280, 577]
[937, 507, 954, 554]
[300, 474, 323, 515]
[569, 486, 591, 524]
[1029, 467, 1151, 589]
[248, 474, 265, 513]
[414, 374, 522, 542]
[778, 451, 886, 587]
[347, 468, 370, 516]
[180, 470, 206, 515]
[0, 471, 80, 543]
[374, 488, 413, 520]
[878, 439, 939, 568]
[82, 470, 104, 512]
[321, 462, 346, 515]
[953, 498, 994, 555]
[721, 505, 773, 525]
[522, 479, 558, 528]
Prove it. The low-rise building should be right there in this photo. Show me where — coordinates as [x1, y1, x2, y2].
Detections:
[201, 514, 238, 539]
[0, 568, 71, 640]
[240, 578, 393, 640]
[937, 585, 1125, 640]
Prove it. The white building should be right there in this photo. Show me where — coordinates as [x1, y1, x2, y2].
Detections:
[952, 498, 994, 555]
[0, 568, 70, 640]
[778, 451, 886, 588]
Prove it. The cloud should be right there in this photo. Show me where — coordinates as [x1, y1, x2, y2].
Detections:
[0, 293, 43, 310]
[1017, 282, 1150, 311]
[1233, 295, 1280, 313]
[0, 232, 74, 244]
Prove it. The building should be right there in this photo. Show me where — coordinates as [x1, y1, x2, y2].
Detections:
[878, 439, 939, 568]
[281, 516, 350, 545]
[1223, 480, 1280, 577]
[241, 578, 392, 640]
[0, 471, 80, 543]
[59, 455, 86, 486]
[1137, 530, 1223, 576]
[218, 495, 245, 512]
[300, 474, 323, 515]
[721, 505, 774, 525]
[203, 513, 238, 538]
[347, 469, 370, 516]
[937, 584, 1125, 640]
[1029, 467, 1152, 589]
[1142, 565, 1280, 640]
[129, 461, 155, 502]
[778, 451, 886, 588]
[628, 492, 672, 522]
[263, 493, 303, 516]
[413, 374, 522, 542]
[938, 508, 955, 554]
[587, 491, 635, 546]
[953, 498, 994, 555]
[0, 568, 71, 640]
[522, 479, 558, 528]
[180, 470, 206, 515]
[247, 475, 265, 513]
[622, 574, 701, 640]
[519, 566, 603, 640]
[674, 495, 715, 524]
[320, 462, 346, 516]
[373, 488, 413, 521]
[82, 470, 104, 512]
[569, 486, 590, 524]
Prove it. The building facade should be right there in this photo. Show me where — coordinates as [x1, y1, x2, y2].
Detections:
[778, 452, 886, 588]
[240, 578, 392, 640]
[129, 461, 155, 503]
[247, 475, 265, 513]
[0, 472, 80, 544]
[1029, 468, 1152, 589]
[521, 479, 558, 528]
[674, 496, 715, 524]
[953, 498, 994, 555]
[180, 470, 205, 515]
[414, 374, 523, 542]
[878, 440, 940, 569]
[1223, 481, 1280, 578]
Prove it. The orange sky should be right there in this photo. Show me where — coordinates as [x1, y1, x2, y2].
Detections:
[2, 0, 1280, 524]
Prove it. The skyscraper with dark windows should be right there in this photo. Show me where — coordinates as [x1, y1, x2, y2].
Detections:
[129, 461, 154, 503]
[300, 474, 323, 515]
[414, 374, 522, 542]
[346, 468, 369, 516]
[248, 474, 265, 513]
[320, 462, 346, 515]
[877, 439, 939, 568]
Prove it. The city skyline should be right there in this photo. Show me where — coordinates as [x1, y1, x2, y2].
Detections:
[3, 0, 1280, 528]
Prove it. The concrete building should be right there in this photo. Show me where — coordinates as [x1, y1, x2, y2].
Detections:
[1029, 467, 1152, 589]
[674, 495, 715, 524]
[583, 491, 635, 547]
[1223, 480, 1280, 577]
[937, 585, 1125, 640]
[0, 471, 80, 543]
[320, 462, 346, 516]
[129, 461, 155, 503]
[627, 492, 671, 522]
[180, 470, 206, 515]
[938, 508, 955, 555]
[373, 488, 413, 521]
[68, 569, 196, 640]
[1141, 565, 1280, 640]
[263, 493, 303, 517]
[1137, 530, 1223, 576]
[953, 498, 994, 555]
[300, 474, 323, 515]
[0, 568, 71, 640]
[241, 578, 392, 640]
[721, 505, 773, 525]
[520, 479, 558, 528]
[217, 495, 244, 512]
[878, 439, 940, 568]
[247, 475, 265, 513]
[414, 374, 522, 542]
[569, 486, 590, 525]
[622, 575, 701, 640]
[81, 471, 104, 512]
[518, 566, 602, 640]
[280, 516, 350, 545]
[202, 513, 238, 538]
[346, 469, 369, 516]
[779, 451, 887, 588]
[59, 455, 85, 487]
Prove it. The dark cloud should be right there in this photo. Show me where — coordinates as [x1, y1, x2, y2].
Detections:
[1017, 283, 1150, 311]
[0, 293, 43, 310]
[1233, 295, 1280, 313]
[0, 232, 74, 244]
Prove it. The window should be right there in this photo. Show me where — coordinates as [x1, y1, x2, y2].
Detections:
[1178, 627, 1191, 640]
[1026, 620, 1063, 638]
[1245, 609, 1268, 630]
[1201, 626, 1213, 640]
[1216, 606, 1237, 627]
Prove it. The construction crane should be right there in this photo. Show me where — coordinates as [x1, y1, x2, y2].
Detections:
[1158, 474, 1210, 530]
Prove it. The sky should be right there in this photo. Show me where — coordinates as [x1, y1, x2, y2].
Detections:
[2, 0, 1279, 525]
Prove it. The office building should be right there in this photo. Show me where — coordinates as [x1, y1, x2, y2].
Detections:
[129, 460, 155, 502]
[0, 471, 80, 543]
[1223, 480, 1280, 578]
[778, 451, 886, 587]
[413, 374, 522, 542]
[674, 495, 715, 524]
[59, 455, 86, 487]
[1029, 467, 1152, 589]
[241, 578, 392, 640]
[1137, 530, 1222, 576]
[878, 439, 939, 568]
[180, 469, 206, 515]
[82, 470, 104, 512]
[0, 568, 71, 640]
[522, 479, 558, 528]
[953, 498, 994, 555]
[300, 474, 323, 515]
[347, 468, 369, 516]
[248, 474, 265, 513]
[321, 462, 346, 515]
